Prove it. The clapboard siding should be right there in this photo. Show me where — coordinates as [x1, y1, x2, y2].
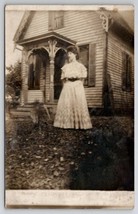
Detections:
[24, 11, 103, 44]
[28, 90, 44, 103]
[108, 33, 134, 109]
[85, 86, 103, 107]
[24, 11, 49, 39]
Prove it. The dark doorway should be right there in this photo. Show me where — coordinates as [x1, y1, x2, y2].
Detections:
[54, 49, 67, 100]
[28, 53, 41, 90]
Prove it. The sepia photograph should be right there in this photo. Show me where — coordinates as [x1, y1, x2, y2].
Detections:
[5, 5, 134, 208]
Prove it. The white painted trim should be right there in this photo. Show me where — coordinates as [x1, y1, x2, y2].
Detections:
[5, 190, 134, 209]
[5, 5, 134, 11]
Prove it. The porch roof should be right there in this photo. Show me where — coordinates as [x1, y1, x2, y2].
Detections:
[15, 31, 76, 46]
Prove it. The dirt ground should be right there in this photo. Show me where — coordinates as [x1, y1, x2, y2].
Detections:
[5, 109, 134, 190]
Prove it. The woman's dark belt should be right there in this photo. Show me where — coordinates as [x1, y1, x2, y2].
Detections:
[67, 78, 80, 82]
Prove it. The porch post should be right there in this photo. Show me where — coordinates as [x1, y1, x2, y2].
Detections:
[22, 49, 28, 105]
[49, 57, 54, 102]
[48, 40, 59, 103]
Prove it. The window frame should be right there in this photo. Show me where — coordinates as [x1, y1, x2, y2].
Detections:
[122, 51, 132, 92]
[79, 43, 96, 87]
[79, 44, 89, 86]
[48, 11, 64, 31]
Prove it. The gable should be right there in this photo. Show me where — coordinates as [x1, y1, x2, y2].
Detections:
[14, 10, 104, 44]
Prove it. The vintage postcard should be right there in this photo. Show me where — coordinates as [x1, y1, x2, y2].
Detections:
[5, 5, 134, 208]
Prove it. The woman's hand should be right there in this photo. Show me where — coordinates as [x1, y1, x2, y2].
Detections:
[80, 78, 85, 84]
[62, 78, 67, 84]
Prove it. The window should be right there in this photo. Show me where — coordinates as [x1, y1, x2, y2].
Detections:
[79, 43, 96, 87]
[122, 52, 132, 92]
[48, 11, 64, 30]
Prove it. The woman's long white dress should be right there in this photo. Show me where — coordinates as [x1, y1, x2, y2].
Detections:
[54, 61, 92, 129]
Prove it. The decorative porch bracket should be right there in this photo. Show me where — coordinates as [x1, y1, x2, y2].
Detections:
[47, 40, 60, 102]
[100, 12, 112, 32]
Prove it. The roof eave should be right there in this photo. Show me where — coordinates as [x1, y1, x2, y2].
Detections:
[13, 11, 34, 43]
[15, 32, 76, 46]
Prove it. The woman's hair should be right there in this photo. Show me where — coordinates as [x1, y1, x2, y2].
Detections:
[66, 45, 80, 59]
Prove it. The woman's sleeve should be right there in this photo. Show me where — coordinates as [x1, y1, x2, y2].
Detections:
[81, 64, 87, 78]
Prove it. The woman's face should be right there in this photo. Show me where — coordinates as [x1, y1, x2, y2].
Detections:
[67, 51, 76, 62]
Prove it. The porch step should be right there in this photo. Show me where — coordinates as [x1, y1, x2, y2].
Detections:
[10, 116, 32, 122]
[17, 103, 44, 111]
[10, 110, 31, 118]
[9, 103, 57, 121]
[9, 104, 32, 120]
[17, 106, 34, 112]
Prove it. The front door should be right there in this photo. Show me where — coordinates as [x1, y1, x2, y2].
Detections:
[54, 49, 67, 100]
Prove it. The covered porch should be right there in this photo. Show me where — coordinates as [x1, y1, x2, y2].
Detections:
[19, 32, 76, 106]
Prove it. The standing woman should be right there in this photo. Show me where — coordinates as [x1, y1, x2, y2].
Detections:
[54, 45, 92, 129]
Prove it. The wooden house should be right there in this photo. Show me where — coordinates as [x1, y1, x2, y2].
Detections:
[13, 8, 134, 114]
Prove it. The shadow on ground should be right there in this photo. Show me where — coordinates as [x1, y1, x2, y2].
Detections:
[69, 126, 134, 190]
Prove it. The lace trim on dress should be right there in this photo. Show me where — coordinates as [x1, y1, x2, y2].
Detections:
[61, 61, 87, 79]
